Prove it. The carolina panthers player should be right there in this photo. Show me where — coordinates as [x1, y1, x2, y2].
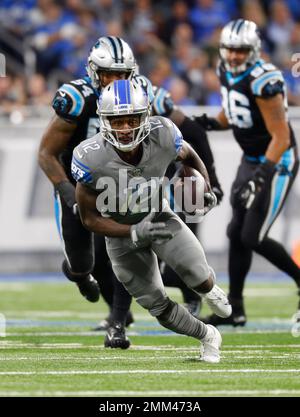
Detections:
[39, 37, 137, 350]
[195, 19, 300, 326]
[71, 79, 232, 363]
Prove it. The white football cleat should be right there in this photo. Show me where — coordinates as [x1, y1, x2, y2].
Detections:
[203, 285, 232, 318]
[200, 324, 222, 363]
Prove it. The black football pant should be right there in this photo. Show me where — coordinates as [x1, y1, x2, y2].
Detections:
[54, 191, 132, 324]
[227, 147, 300, 302]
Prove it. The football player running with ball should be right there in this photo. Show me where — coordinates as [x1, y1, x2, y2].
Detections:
[195, 20, 300, 327]
[71, 79, 232, 363]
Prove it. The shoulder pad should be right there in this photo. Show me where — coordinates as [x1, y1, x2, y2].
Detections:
[53, 83, 85, 119]
[71, 148, 93, 184]
[251, 68, 285, 97]
[133, 74, 154, 103]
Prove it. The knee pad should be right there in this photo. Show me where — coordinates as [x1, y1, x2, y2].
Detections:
[62, 259, 92, 283]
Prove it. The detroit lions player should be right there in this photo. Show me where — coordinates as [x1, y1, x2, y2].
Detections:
[71, 79, 232, 363]
[195, 19, 300, 326]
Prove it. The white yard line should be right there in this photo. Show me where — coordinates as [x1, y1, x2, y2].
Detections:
[1, 389, 300, 397]
[0, 369, 299, 376]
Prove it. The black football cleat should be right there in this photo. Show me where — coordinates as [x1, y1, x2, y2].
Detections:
[201, 312, 247, 327]
[104, 322, 131, 349]
[93, 311, 134, 331]
[76, 275, 100, 303]
[62, 260, 100, 303]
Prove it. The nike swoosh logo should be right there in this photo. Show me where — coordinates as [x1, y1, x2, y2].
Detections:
[59, 91, 66, 97]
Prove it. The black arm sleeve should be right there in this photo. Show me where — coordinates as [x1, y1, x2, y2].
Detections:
[179, 117, 215, 175]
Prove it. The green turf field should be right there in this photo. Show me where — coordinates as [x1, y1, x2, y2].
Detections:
[0, 279, 300, 397]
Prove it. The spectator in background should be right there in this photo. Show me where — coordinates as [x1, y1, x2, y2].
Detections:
[267, 0, 295, 64]
[241, 0, 272, 54]
[0, 75, 26, 115]
[170, 23, 200, 78]
[147, 56, 176, 90]
[59, 6, 107, 78]
[26, 73, 53, 105]
[158, 0, 191, 46]
[201, 68, 221, 106]
[168, 77, 197, 106]
[189, 0, 230, 43]
[30, 0, 77, 75]
[124, 1, 166, 76]
[92, 0, 122, 23]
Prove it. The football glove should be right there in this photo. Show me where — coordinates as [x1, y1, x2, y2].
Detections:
[184, 191, 218, 223]
[193, 113, 222, 131]
[130, 211, 174, 247]
[55, 181, 79, 216]
[152, 86, 174, 117]
[238, 159, 276, 209]
[208, 169, 224, 204]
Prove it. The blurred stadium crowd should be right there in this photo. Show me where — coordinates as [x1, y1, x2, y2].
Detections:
[1, 0, 300, 117]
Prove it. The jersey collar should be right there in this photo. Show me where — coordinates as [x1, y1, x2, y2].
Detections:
[226, 60, 263, 86]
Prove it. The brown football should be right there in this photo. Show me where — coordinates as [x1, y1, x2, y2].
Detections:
[173, 165, 208, 213]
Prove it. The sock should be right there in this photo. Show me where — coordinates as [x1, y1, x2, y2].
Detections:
[157, 299, 207, 340]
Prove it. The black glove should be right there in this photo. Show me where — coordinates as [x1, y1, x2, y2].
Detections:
[193, 114, 222, 131]
[207, 169, 224, 204]
[152, 86, 174, 117]
[239, 159, 276, 209]
[55, 181, 79, 216]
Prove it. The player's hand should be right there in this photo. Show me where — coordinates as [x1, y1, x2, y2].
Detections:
[152, 86, 174, 117]
[208, 170, 224, 204]
[130, 211, 174, 247]
[184, 191, 217, 223]
[193, 114, 221, 131]
[238, 160, 276, 209]
[204, 191, 218, 213]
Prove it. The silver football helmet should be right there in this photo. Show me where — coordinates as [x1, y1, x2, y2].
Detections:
[87, 36, 136, 89]
[97, 79, 151, 152]
[220, 19, 261, 73]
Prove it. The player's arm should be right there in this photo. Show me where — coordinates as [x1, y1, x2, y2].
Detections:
[76, 183, 173, 245]
[194, 109, 230, 131]
[152, 86, 224, 202]
[38, 115, 79, 211]
[176, 140, 211, 187]
[38, 115, 77, 184]
[256, 94, 290, 163]
[75, 183, 131, 237]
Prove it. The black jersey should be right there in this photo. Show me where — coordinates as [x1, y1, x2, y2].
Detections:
[218, 59, 295, 157]
[52, 76, 100, 183]
[52, 74, 153, 183]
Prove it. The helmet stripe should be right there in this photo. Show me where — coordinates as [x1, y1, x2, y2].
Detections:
[114, 80, 131, 106]
[107, 36, 119, 63]
[116, 37, 124, 63]
[230, 20, 239, 39]
[236, 19, 245, 34]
